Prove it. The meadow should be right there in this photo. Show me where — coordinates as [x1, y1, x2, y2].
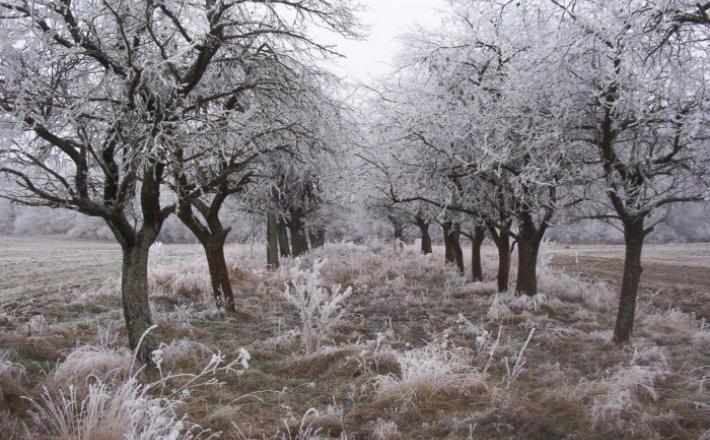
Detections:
[1, 236, 708, 439]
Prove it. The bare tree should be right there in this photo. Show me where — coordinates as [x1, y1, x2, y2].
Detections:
[0, 0, 361, 361]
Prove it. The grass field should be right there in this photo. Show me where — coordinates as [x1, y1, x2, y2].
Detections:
[1, 236, 709, 439]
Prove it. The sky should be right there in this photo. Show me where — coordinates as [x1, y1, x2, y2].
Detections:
[315, 0, 448, 85]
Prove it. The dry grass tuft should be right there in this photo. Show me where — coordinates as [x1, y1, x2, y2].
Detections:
[0, 350, 27, 409]
[374, 340, 487, 409]
[27, 378, 210, 440]
[155, 339, 215, 371]
[50, 343, 131, 388]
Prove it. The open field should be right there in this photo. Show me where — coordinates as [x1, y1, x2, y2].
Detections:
[1, 236, 709, 439]
[548, 243, 710, 322]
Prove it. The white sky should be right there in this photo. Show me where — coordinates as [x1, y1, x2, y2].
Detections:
[315, 0, 447, 85]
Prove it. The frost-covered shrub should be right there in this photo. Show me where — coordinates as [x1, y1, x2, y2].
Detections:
[283, 260, 352, 354]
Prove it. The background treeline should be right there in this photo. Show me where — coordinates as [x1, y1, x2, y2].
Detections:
[2, 200, 707, 244]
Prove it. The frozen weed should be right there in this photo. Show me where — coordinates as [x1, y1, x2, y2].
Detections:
[283, 260, 352, 354]
[27, 378, 213, 440]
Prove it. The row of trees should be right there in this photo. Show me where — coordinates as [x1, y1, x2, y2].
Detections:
[2, 0, 709, 362]
[360, 0, 710, 343]
[0, 0, 362, 362]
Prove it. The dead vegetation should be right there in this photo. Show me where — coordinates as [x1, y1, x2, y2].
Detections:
[0, 238, 709, 439]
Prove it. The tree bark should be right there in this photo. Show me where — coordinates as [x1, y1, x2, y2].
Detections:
[277, 220, 291, 257]
[613, 219, 645, 344]
[471, 225, 485, 282]
[309, 227, 326, 249]
[267, 212, 280, 269]
[516, 236, 540, 296]
[177, 200, 236, 313]
[202, 236, 235, 312]
[515, 215, 543, 296]
[416, 218, 432, 255]
[121, 243, 156, 364]
[442, 221, 464, 275]
[393, 221, 404, 241]
[288, 212, 309, 257]
[489, 224, 511, 292]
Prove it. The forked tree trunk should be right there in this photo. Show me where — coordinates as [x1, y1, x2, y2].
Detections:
[471, 226, 485, 282]
[489, 224, 511, 292]
[202, 235, 235, 312]
[277, 220, 291, 257]
[613, 219, 645, 344]
[267, 212, 280, 269]
[442, 221, 464, 275]
[121, 243, 156, 364]
[416, 218, 432, 255]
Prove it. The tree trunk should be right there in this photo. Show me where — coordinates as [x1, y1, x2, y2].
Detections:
[288, 214, 309, 257]
[417, 220, 432, 255]
[471, 226, 485, 282]
[393, 221, 404, 241]
[121, 243, 156, 364]
[277, 220, 291, 257]
[516, 236, 540, 296]
[309, 227, 326, 249]
[176, 201, 236, 313]
[442, 221, 464, 275]
[613, 219, 645, 344]
[267, 212, 280, 269]
[515, 214, 543, 296]
[202, 237, 236, 312]
[490, 225, 511, 292]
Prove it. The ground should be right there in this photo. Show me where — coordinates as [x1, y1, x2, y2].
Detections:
[0, 236, 708, 439]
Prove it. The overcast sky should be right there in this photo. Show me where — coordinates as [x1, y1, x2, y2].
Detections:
[315, 0, 447, 85]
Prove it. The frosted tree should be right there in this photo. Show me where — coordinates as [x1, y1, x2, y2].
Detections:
[0, 0, 361, 362]
[548, 0, 710, 342]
